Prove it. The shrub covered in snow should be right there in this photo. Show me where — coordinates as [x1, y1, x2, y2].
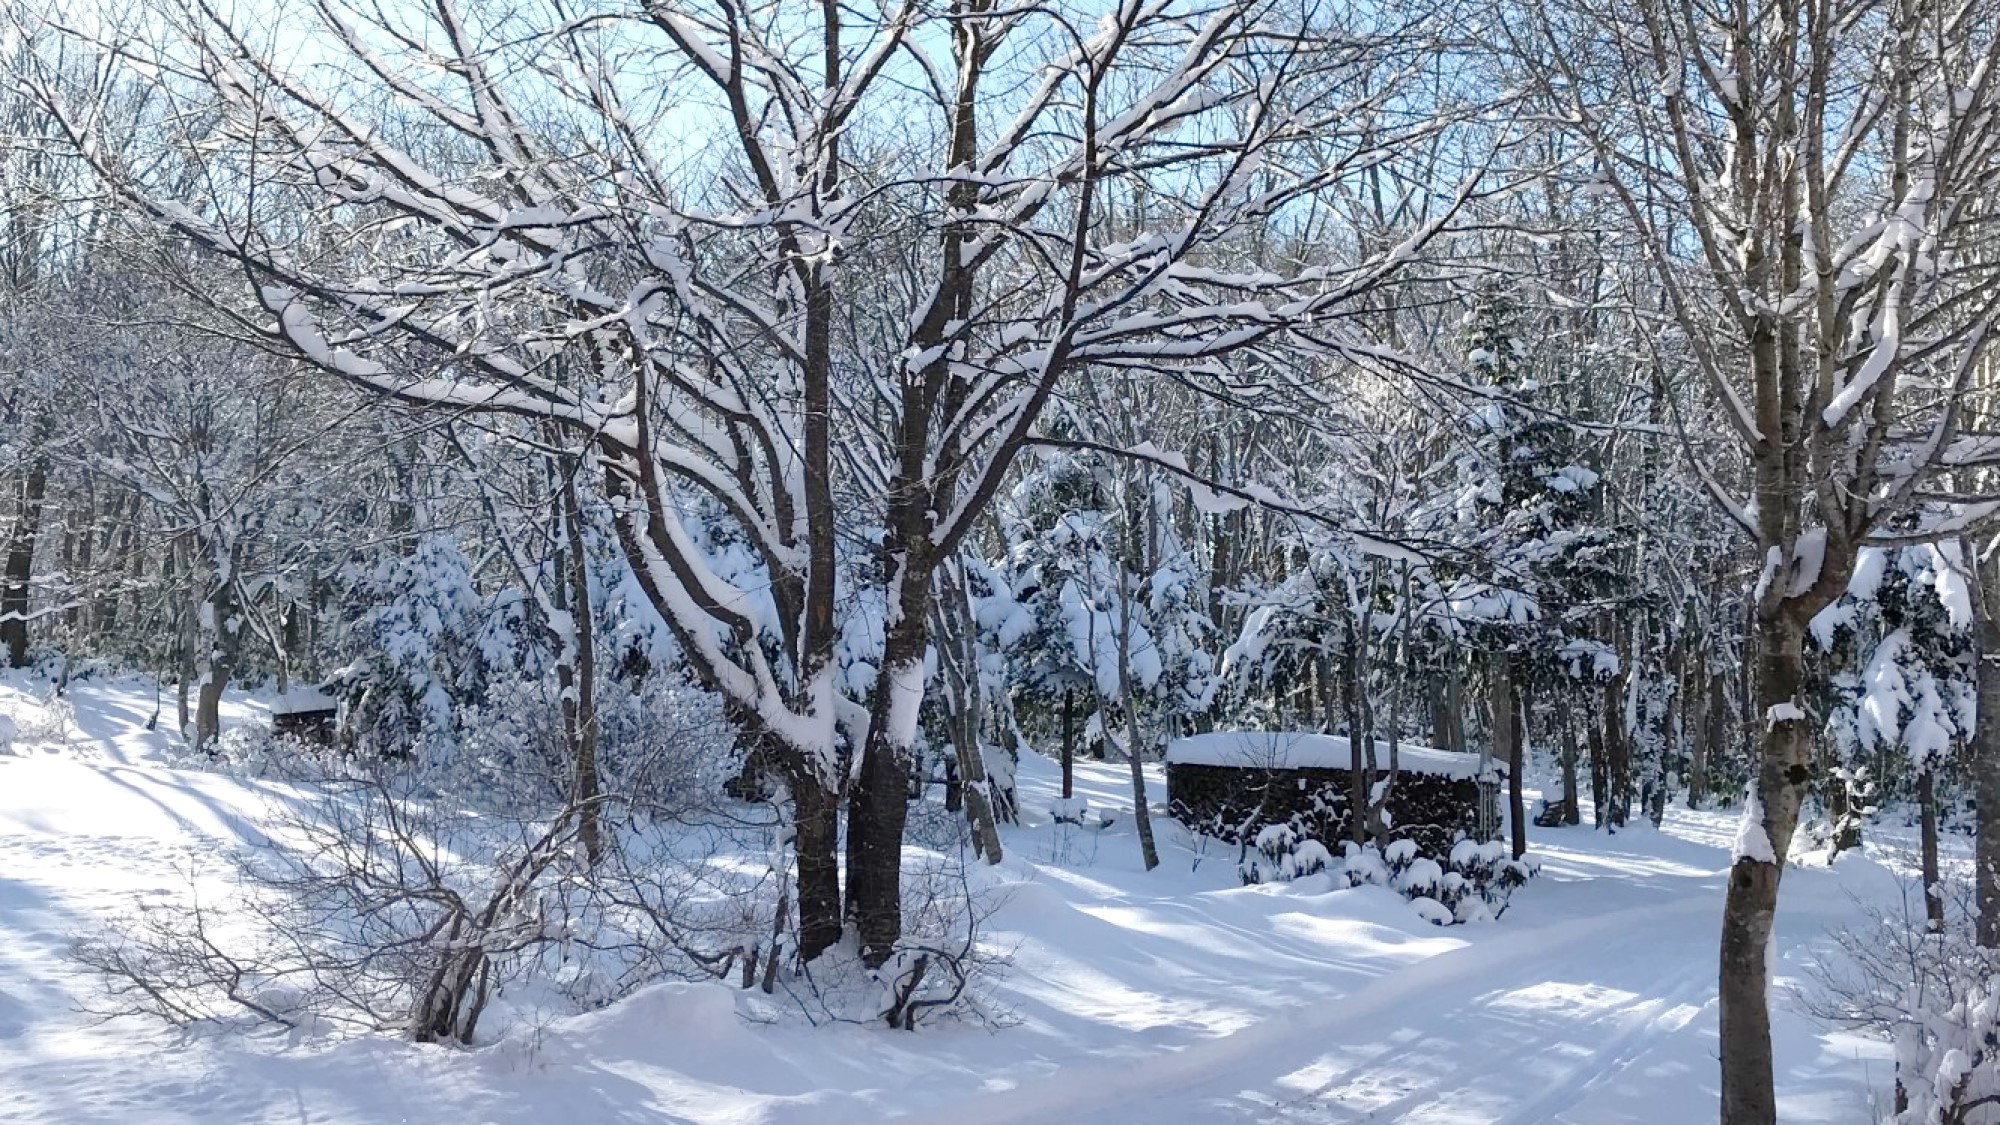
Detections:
[1239, 823, 1333, 883]
[1336, 837, 1535, 924]
[1886, 984, 2000, 1124]
[1804, 879, 2000, 1123]
[1234, 809, 1533, 924]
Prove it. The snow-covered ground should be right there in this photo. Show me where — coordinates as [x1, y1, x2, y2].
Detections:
[0, 675, 1914, 1123]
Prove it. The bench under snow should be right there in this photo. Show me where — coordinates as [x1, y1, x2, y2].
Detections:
[1164, 731, 1502, 780]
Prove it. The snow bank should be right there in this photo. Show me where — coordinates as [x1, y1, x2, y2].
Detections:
[1165, 731, 1501, 780]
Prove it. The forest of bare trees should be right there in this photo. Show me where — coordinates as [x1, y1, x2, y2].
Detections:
[1, 0, 1999, 1121]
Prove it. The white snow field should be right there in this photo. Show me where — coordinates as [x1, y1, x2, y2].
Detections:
[0, 675, 1911, 1123]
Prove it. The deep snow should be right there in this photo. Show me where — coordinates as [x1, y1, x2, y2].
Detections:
[0, 675, 1916, 1123]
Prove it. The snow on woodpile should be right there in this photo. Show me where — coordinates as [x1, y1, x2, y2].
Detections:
[271, 686, 339, 716]
[1166, 731, 1502, 780]
[271, 685, 340, 745]
[1166, 732, 1501, 855]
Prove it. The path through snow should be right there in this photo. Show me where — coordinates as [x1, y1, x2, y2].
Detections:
[938, 818, 1899, 1124]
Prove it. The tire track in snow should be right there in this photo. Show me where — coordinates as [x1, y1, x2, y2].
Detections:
[1254, 915, 1715, 1123]
[1488, 963, 1712, 1125]
[924, 894, 1719, 1125]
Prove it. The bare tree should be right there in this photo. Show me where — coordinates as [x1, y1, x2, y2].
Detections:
[27, 0, 1490, 965]
[1503, 0, 2000, 1115]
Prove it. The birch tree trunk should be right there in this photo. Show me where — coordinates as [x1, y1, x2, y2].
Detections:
[937, 562, 1003, 864]
[1719, 614, 1809, 1125]
[556, 461, 602, 866]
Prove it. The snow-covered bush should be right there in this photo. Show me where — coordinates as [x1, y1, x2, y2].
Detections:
[73, 769, 591, 1043]
[13, 684, 71, 748]
[448, 667, 730, 819]
[1887, 984, 2000, 1124]
[1438, 839, 1538, 923]
[72, 760, 798, 1045]
[1804, 879, 2000, 1123]
[1234, 798, 1534, 924]
[1331, 837, 1536, 924]
[1239, 823, 1332, 884]
[1410, 897, 1454, 926]
[1174, 768, 1492, 859]
[210, 721, 277, 772]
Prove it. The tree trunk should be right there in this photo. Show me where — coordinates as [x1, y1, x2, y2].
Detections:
[1372, 580, 1409, 835]
[1919, 768, 1944, 934]
[1116, 553, 1159, 871]
[953, 736, 1002, 864]
[846, 729, 910, 966]
[122, 498, 148, 643]
[1603, 673, 1630, 828]
[0, 454, 48, 667]
[1560, 696, 1581, 825]
[1693, 670, 1728, 809]
[175, 543, 192, 738]
[70, 479, 96, 635]
[194, 641, 230, 750]
[1982, 696, 2000, 942]
[789, 769, 842, 963]
[556, 465, 602, 866]
[938, 562, 1002, 864]
[848, 624, 925, 967]
[1431, 673, 1458, 751]
[1973, 551, 2000, 948]
[1719, 615, 1808, 1125]
[1061, 688, 1075, 801]
[1495, 654, 1526, 860]
[1445, 674, 1465, 751]
[1588, 707, 1608, 828]
[1122, 697, 1159, 871]
[1340, 649, 1369, 845]
[193, 561, 238, 752]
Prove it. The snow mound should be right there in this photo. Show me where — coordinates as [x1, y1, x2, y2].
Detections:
[1409, 896, 1453, 926]
[1165, 731, 1501, 780]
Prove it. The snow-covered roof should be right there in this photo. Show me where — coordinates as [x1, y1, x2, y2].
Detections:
[1165, 731, 1502, 780]
[271, 686, 339, 715]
